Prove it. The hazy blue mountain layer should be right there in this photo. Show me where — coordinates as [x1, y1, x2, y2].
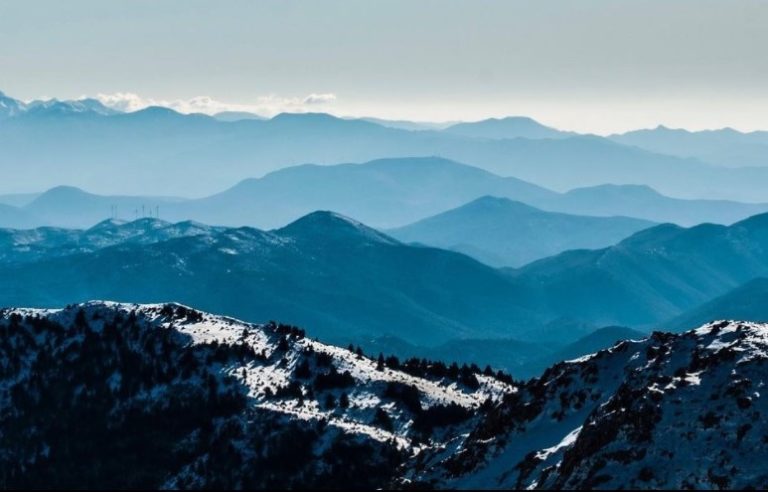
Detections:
[7, 157, 768, 230]
[662, 277, 768, 332]
[611, 125, 768, 168]
[514, 212, 768, 327]
[0, 212, 548, 346]
[0, 217, 222, 265]
[162, 157, 554, 229]
[2, 90, 768, 201]
[354, 324, 647, 380]
[442, 116, 574, 140]
[0, 203, 45, 229]
[388, 196, 655, 267]
[21, 186, 187, 229]
[5, 209, 768, 346]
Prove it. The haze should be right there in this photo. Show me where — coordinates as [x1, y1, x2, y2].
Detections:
[1, 0, 767, 134]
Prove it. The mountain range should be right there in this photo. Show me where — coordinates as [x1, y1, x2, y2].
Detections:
[611, 125, 768, 168]
[2, 89, 768, 201]
[0, 212, 546, 347]
[4, 157, 768, 231]
[416, 319, 768, 489]
[662, 277, 768, 332]
[442, 116, 575, 140]
[4, 209, 768, 354]
[4, 302, 768, 489]
[0, 214, 653, 376]
[513, 212, 768, 327]
[388, 196, 655, 267]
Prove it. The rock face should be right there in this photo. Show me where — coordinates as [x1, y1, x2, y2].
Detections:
[413, 321, 768, 490]
[3, 301, 768, 489]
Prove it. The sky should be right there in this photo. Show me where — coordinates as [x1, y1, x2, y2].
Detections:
[1, 0, 766, 134]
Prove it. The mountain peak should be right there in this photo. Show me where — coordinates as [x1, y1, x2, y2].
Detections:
[464, 195, 536, 210]
[268, 112, 382, 131]
[444, 116, 569, 140]
[566, 183, 662, 198]
[87, 218, 128, 230]
[87, 217, 169, 234]
[276, 211, 398, 245]
[36, 185, 91, 199]
[128, 105, 181, 117]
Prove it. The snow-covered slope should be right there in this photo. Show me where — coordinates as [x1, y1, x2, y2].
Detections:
[0, 301, 511, 488]
[413, 321, 768, 489]
[5, 301, 768, 489]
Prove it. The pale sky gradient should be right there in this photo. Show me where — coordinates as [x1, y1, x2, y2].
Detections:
[1, 0, 767, 134]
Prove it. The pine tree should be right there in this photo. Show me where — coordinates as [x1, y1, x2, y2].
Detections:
[324, 393, 336, 409]
[373, 408, 393, 432]
[339, 392, 350, 409]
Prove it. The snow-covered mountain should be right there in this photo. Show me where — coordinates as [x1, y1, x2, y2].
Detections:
[0, 217, 221, 264]
[0, 301, 511, 488]
[412, 320, 768, 489]
[4, 301, 768, 488]
[0, 90, 27, 119]
[0, 92, 120, 119]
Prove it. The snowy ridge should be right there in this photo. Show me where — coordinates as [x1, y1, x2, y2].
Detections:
[5, 302, 768, 488]
[412, 320, 768, 489]
[0, 301, 512, 488]
[0, 218, 224, 264]
[144, 301, 510, 447]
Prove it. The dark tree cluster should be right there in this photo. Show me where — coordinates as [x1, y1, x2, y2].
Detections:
[376, 353, 514, 386]
[313, 365, 356, 391]
[381, 381, 472, 437]
[267, 321, 306, 340]
[0, 310, 250, 488]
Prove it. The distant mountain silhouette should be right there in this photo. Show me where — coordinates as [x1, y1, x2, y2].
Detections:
[444, 116, 573, 140]
[389, 196, 654, 267]
[357, 117, 454, 131]
[24, 186, 185, 228]
[0, 90, 27, 119]
[0, 192, 41, 208]
[611, 125, 768, 168]
[22, 98, 119, 117]
[1, 88, 767, 200]
[163, 157, 555, 228]
[212, 111, 266, 121]
[157, 159, 768, 228]
[7, 208, 768, 349]
[0, 204, 44, 229]
[547, 183, 768, 226]
[515, 212, 768, 327]
[5, 157, 768, 230]
[662, 277, 768, 331]
[545, 325, 647, 362]
[0, 211, 548, 346]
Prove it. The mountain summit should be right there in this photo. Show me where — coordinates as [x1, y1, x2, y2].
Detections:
[389, 196, 654, 267]
[444, 116, 573, 140]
